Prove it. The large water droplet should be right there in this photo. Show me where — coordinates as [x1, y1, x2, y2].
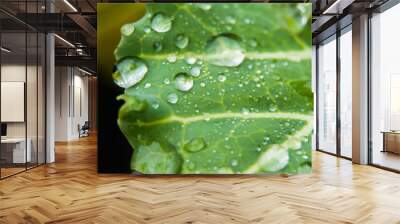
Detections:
[204, 34, 245, 67]
[151, 13, 172, 33]
[175, 34, 189, 49]
[121, 22, 135, 36]
[113, 57, 148, 88]
[167, 93, 178, 104]
[174, 73, 194, 91]
[184, 138, 206, 152]
[190, 66, 201, 77]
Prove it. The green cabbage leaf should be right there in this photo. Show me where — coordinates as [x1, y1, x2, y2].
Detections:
[113, 3, 313, 174]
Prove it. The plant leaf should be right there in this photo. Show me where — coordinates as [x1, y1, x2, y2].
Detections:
[114, 3, 313, 174]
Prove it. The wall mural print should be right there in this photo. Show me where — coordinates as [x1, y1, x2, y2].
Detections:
[98, 3, 313, 174]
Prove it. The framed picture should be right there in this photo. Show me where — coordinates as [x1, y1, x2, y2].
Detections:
[98, 3, 313, 174]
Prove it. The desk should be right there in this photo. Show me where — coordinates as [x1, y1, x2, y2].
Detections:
[382, 131, 400, 154]
[1, 138, 31, 163]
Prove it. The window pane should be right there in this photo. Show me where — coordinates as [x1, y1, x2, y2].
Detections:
[371, 4, 400, 171]
[340, 28, 352, 158]
[38, 32, 46, 165]
[318, 36, 337, 154]
[1, 30, 27, 177]
[27, 30, 38, 169]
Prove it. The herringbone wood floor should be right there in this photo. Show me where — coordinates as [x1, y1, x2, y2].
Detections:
[1, 135, 400, 224]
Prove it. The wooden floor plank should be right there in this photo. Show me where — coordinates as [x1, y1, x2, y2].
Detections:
[0, 135, 400, 223]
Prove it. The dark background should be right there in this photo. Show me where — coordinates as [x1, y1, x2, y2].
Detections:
[97, 4, 145, 173]
[97, 67, 132, 173]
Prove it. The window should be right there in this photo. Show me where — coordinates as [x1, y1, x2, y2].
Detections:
[370, 3, 400, 171]
[317, 35, 337, 154]
[0, 1, 46, 179]
[339, 27, 352, 158]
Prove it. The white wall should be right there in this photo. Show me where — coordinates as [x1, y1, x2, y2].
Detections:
[55, 66, 69, 141]
[55, 66, 89, 141]
[1, 65, 35, 138]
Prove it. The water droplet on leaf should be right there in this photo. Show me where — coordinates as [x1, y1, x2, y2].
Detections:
[143, 26, 151, 33]
[151, 102, 159, 109]
[151, 13, 172, 33]
[187, 162, 196, 170]
[167, 93, 178, 104]
[174, 73, 194, 91]
[205, 34, 245, 67]
[288, 4, 311, 33]
[184, 138, 206, 152]
[153, 42, 163, 52]
[249, 38, 258, 47]
[164, 78, 170, 85]
[121, 22, 135, 36]
[226, 16, 236, 24]
[218, 74, 226, 82]
[196, 3, 212, 11]
[262, 148, 289, 172]
[167, 54, 177, 63]
[144, 83, 151, 88]
[190, 66, 201, 77]
[231, 159, 238, 167]
[113, 57, 148, 88]
[175, 34, 189, 49]
[185, 57, 197, 65]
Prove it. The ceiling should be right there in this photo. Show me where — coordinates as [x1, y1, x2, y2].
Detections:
[0, 0, 394, 73]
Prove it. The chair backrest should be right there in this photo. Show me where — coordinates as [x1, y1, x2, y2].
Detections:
[82, 121, 90, 129]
